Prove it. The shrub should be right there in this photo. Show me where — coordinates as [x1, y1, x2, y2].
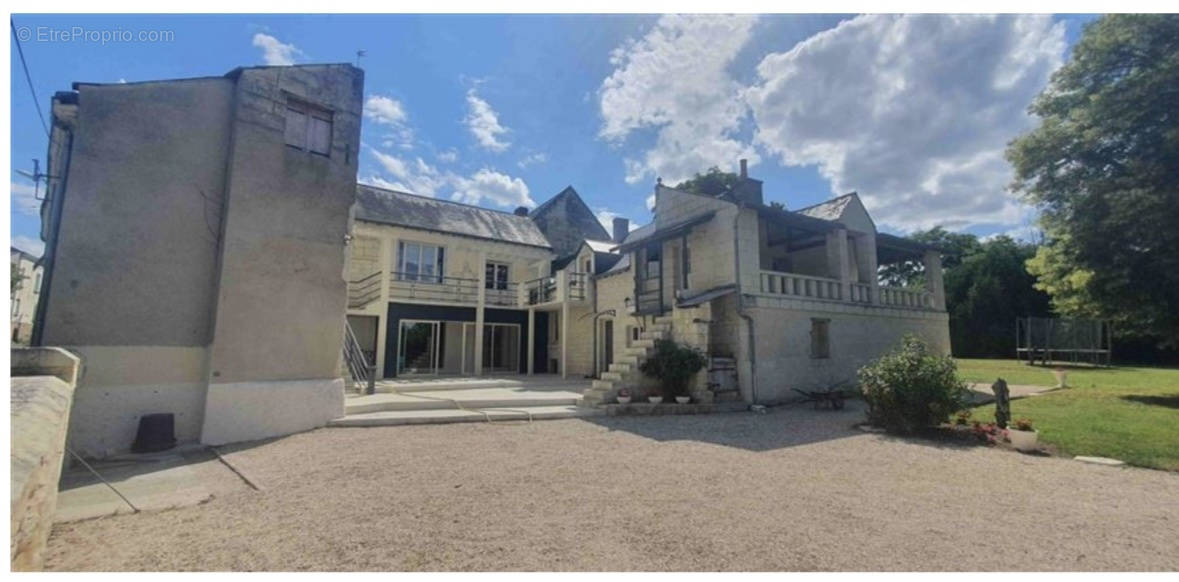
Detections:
[1011, 417, 1035, 431]
[639, 339, 707, 398]
[858, 335, 969, 433]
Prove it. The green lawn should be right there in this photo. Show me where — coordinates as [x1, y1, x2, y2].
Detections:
[956, 359, 1179, 471]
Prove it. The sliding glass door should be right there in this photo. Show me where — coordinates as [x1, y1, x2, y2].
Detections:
[460, 323, 520, 374]
[398, 320, 440, 375]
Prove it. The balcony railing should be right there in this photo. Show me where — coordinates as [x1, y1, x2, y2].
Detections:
[524, 271, 590, 306]
[758, 270, 934, 310]
[389, 271, 479, 304]
[524, 276, 557, 305]
[568, 272, 588, 301]
[485, 282, 520, 307]
[878, 286, 932, 309]
[759, 271, 843, 301]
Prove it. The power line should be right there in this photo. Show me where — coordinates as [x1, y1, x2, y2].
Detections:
[11, 18, 50, 138]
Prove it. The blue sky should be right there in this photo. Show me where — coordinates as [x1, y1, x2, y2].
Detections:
[10, 14, 1095, 256]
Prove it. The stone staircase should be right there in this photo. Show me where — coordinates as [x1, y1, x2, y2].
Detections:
[580, 316, 673, 406]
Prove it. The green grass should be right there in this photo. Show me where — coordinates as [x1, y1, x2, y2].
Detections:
[957, 359, 1179, 471]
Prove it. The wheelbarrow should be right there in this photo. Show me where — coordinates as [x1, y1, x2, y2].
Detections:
[792, 387, 846, 410]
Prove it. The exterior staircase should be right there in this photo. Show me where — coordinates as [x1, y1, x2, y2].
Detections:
[580, 316, 673, 406]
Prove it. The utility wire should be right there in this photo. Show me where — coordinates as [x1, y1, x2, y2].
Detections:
[11, 19, 51, 138]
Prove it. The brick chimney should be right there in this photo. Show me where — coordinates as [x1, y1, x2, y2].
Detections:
[731, 158, 763, 205]
[612, 217, 630, 243]
[740, 158, 748, 179]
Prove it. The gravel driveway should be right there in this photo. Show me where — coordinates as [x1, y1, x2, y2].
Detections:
[46, 402, 1179, 571]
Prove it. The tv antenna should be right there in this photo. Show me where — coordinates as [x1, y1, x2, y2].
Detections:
[15, 159, 56, 201]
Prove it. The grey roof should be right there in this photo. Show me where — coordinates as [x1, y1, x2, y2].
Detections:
[529, 186, 612, 243]
[355, 184, 551, 249]
[795, 193, 856, 221]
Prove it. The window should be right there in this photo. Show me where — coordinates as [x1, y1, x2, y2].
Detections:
[397, 242, 444, 283]
[583, 259, 592, 274]
[284, 99, 333, 155]
[643, 244, 661, 279]
[810, 318, 831, 359]
[33, 272, 41, 294]
[625, 325, 640, 347]
[485, 262, 510, 290]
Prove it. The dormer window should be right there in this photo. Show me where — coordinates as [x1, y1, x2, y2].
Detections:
[285, 99, 333, 156]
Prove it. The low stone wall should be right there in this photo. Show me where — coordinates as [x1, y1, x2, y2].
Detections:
[11, 347, 80, 571]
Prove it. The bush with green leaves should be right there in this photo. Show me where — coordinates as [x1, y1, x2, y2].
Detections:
[639, 339, 707, 398]
[858, 335, 969, 433]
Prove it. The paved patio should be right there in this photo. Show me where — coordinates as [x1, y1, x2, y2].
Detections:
[46, 402, 1179, 571]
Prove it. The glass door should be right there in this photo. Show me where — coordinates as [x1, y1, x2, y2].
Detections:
[398, 320, 440, 375]
[483, 324, 521, 374]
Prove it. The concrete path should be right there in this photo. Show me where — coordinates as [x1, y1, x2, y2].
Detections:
[55, 447, 251, 522]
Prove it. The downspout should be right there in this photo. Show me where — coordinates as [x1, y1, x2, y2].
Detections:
[32, 125, 74, 347]
[732, 204, 757, 404]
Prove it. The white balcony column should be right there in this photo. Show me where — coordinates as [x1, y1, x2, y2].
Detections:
[560, 301, 570, 379]
[474, 251, 487, 375]
[527, 308, 535, 375]
[923, 249, 945, 310]
[857, 234, 880, 304]
[374, 235, 394, 379]
[826, 228, 851, 301]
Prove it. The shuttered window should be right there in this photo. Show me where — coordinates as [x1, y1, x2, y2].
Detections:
[810, 318, 831, 359]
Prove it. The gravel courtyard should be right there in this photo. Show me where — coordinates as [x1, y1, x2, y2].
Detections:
[46, 403, 1179, 571]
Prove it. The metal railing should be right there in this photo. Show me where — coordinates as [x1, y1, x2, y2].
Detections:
[388, 271, 479, 304]
[525, 276, 557, 305]
[347, 271, 381, 309]
[343, 319, 375, 394]
[485, 281, 520, 307]
[567, 272, 588, 302]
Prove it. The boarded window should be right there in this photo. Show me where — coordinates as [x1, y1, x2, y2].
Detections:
[810, 318, 830, 359]
[285, 99, 333, 156]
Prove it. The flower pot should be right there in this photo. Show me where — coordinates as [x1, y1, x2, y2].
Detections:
[1007, 428, 1039, 452]
[675, 396, 691, 404]
[616, 396, 632, 404]
[647, 396, 663, 404]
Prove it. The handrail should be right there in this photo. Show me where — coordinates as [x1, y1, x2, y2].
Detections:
[389, 271, 480, 304]
[342, 319, 375, 394]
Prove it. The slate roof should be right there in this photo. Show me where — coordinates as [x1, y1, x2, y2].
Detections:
[795, 193, 856, 221]
[529, 186, 612, 243]
[355, 184, 551, 249]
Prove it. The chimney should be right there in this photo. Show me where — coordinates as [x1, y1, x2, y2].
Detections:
[513, 206, 530, 217]
[613, 217, 630, 243]
[739, 158, 748, 179]
[732, 158, 763, 206]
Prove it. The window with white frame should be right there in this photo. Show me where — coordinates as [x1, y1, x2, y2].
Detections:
[284, 99, 333, 156]
[397, 242, 444, 283]
[485, 261, 510, 290]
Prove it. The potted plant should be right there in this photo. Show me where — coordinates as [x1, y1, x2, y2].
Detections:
[675, 395, 691, 404]
[1053, 367, 1068, 388]
[616, 388, 632, 405]
[647, 394, 663, 404]
[639, 339, 707, 407]
[1007, 417, 1039, 451]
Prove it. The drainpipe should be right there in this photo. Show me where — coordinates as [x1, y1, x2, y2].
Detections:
[732, 204, 758, 404]
[32, 126, 74, 347]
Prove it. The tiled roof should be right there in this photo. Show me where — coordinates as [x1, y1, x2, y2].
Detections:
[355, 184, 551, 249]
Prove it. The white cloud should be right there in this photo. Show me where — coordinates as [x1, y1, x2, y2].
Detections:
[465, 89, 511, 152]
[746, 14, 1066, 231]
[363, 95, 408, 126]
[252, 33, 302, 66]
[594, 207, 641, 232]
[451, 169, 534, 208]
[517, 152, 548, 169]
[369, 148, 410, 180]
[436, 149, 459, 163]
[11, 181, 40, 216]
[12, 235, 44, 257]
[599, 15, 761, 185]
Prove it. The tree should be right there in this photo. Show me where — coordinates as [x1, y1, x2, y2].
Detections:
[1006, 15, 1179, 347]
[673, 167, 741, 197]
[877, 227, 982, 288]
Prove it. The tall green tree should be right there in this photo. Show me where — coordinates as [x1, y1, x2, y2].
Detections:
[877, 227, 982, 288]
[1006, 15, 1179, 347]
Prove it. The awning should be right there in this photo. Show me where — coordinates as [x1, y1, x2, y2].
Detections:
[676, 284, 737, 308]
[613, 211, 716, 253]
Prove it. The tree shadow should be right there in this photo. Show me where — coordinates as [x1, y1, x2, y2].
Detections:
[1120, 394, 1179, 409]
[579, 400, 870, 452]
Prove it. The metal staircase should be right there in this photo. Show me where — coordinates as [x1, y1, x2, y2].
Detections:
[343, 320, 376, 394]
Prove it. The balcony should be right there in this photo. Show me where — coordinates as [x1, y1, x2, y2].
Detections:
[524, 271, 589, 306]
[757, 270, 934, 310]
[388, 271, 479, 304]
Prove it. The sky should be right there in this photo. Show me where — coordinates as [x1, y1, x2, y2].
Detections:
[9, 13, 1096, 257]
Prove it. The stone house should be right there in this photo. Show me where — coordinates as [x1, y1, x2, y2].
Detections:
[10, 247, 42, 345]
[32, 63, 948, 456]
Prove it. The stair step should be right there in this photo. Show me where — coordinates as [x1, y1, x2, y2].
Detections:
[592, 379, 614, 390]
[608, 362, 632, 373]
[600, 372, 624, 382]
[330, 405, 605, 427]
[346, 395, 580, 415]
